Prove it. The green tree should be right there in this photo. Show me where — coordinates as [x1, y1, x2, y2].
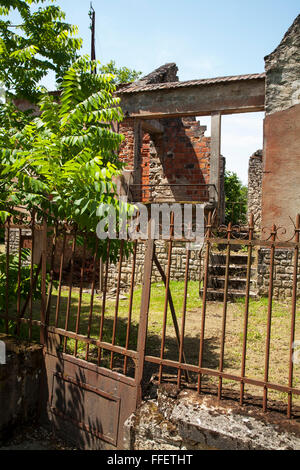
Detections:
[0, 0, 82, 102]
[224, 170, 248, 225]
[98, 60, 142, 85]
[0, 56, 133, 260]
[0, 0, 139, 255]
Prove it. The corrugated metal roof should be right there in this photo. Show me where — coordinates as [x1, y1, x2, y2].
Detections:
[117, 73, 266, 94]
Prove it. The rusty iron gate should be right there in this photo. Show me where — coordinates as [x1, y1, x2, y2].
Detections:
[1, 210, 153, 449]
[1, 209, 300, 448]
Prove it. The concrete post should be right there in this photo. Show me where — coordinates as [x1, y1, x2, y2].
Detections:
[210, 112, 222, 215]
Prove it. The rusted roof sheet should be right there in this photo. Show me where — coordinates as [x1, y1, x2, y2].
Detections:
[117, 73, 266, 94]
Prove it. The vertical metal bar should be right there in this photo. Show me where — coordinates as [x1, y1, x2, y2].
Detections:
[63, 228, 77, 353]
[85, 238, 99, 361]
[263, 225, 276, 412]
[124, 239, 138, 375]
[110, 239, 124, 370]
[177, 246, 190, 388]
[29, 211, 35, 341]
[198, 211, 212, 393]
[5, 216, 10, 334]
[74, 235, 87, 357]
[40, 218, 47, 346]
[55, 230, 66, 328]
[16, 227, 22, 336]
[218, 222, 232, 400]
[99, 258, 104, 292]
[158, 212, 174, 383]
[135, 235, 154, 406]
[45, 223, 58, 326]
[240, 213, 254, 405]
[98, 240, 110, 366]
[210, 112, 221, 215]
[287, 214, 300, 418]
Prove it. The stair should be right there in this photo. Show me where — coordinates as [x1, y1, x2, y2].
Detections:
[200, 252, 258, 301]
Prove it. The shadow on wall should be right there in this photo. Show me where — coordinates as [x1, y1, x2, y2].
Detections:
[146, 117, 211, 202]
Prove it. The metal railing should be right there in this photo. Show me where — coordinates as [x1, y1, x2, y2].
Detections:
[1, 209, 300, 418]
[129, 183, 217, 203]
[142, 212, 300, 418]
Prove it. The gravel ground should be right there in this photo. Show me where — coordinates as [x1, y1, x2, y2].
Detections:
[0, 426, 78, 451]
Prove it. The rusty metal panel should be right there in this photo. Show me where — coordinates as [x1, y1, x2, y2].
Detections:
[50, 373, 121, 446]
[43, 351, 138, 450]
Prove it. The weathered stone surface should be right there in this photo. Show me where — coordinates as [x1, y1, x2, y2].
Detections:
[130, 63, 179, 88]
[106, 241, 202, 291]
[265, 15, 300, 115]
[248, 150, 263, 227]
[257, 248, 300, 298]
[119, 76, 265, 119]
[261, 102, 300, 233]
[124, 386, 300, 450]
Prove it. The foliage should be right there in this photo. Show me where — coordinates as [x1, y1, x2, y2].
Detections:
[0, 55, 135, 260]
[0, 248, 50, 331]
[224, 170, 248, 225]
[0, 0, 82, 102]
[0, 1, 140, 261]
[98, 60, 142, 85]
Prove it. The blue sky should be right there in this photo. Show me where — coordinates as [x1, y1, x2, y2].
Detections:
[54, 0, 299, 81]
[7, 0, 300, 183]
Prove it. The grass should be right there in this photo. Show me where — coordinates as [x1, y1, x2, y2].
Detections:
[2, 280, 300, 412]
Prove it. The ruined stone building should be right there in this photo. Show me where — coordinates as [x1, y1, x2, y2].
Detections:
[117, 14, 300, 236]
[116, 64, 225, 217]
[7, 14, 300, 297]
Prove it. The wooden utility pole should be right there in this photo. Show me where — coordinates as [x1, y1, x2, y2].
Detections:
[90, 3, 96, 73]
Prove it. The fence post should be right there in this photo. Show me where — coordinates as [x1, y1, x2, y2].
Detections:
[287, 214, 300, 418]
[5, 216, 11, 335]
[135, 234, 154, 406]
[40, 217, 47, 346]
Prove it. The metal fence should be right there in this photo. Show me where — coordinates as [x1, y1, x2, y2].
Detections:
[0, 210, 144, 380]
[129, 183, 217, 203]
[1, 209, 300, 418]
[143, 212, 300, 419]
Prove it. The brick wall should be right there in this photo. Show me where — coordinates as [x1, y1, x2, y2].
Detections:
[119, 117, 211, 202]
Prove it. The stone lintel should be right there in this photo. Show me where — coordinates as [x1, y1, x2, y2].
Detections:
[141, 119, 164, 135]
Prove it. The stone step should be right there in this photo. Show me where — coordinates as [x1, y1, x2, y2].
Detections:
[208, 277, 249, 290]
[208, 265, 255, 277]
[200, 288, 258, 301]
[210, 253, 254, 266]
[202, 252, 258, 300]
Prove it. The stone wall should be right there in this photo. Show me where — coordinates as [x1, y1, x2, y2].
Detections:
[123, 384, 300, 450]
[0, 335, 43, 443]
[262, 14, 300, 232]
[115, 110, 213, 292]
[257, 249, 300, 299]
[248, 150, 263, 227]
[106, 241, 202, 291]
[6, 228, 32, 254]
[265, 14, 300, 116]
